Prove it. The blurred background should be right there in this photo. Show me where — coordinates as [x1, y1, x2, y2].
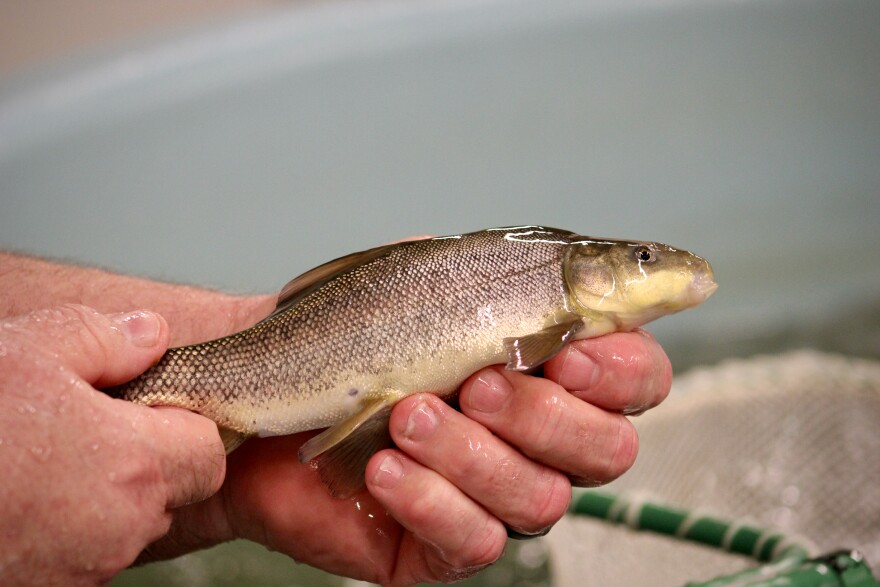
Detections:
[1, 0, 878, 585]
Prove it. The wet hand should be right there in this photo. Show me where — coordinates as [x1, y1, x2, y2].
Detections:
[168, 329, 671, 587]
[0, 305, 225, 586]
[0, 247, 675, 585]
[362, 329, 671, 584]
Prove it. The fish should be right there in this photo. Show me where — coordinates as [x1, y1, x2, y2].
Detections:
[107, 226, 717, 497]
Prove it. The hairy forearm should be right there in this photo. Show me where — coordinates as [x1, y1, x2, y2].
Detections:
[0, 252, 275, 346]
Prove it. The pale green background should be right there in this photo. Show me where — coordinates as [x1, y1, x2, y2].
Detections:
[1, 0, 878, 584]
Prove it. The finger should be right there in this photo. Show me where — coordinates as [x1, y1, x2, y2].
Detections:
[145, 406, 227, 508]
[366, 449, 507, 585]
[389, 394, 570, 534]
[87, 396, 226, 510]
[543, 329, 672, 415]
[1, 306, 224, 513]
[4, 304, 169, 388]
[460, 368, 639, 486]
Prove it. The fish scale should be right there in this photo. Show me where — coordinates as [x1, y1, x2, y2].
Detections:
[107, 226, 716, 497]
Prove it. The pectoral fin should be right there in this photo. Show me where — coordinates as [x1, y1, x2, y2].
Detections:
[298, 397, 396, 498]
[504, 319, 584, 371]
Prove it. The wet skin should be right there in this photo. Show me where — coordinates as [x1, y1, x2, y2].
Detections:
[159, 329, 670, 585]
[0, 251, 672, 587]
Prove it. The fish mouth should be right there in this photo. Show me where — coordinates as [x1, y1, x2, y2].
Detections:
[686, 264, 718, 306]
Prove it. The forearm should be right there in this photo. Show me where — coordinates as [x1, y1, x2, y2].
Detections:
[0, 252, 275, 346]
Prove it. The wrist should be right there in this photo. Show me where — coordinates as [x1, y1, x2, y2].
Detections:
[134, 490, 235, 565]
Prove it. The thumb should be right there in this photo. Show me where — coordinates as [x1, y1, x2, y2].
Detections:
[10, 304, 169, 388]
[4, 305, 226, 508]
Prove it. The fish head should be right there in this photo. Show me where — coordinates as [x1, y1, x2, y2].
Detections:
[563, 239, 717, 332]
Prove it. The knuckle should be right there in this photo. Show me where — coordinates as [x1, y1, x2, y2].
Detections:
[602, 417, 639, 481]
[505, 469, 572, 533]
[79, 312, 118, 354]
[569, 415, 638, 486]
[48, 304, 106, 337]
[51, 304, 115, 363]
[447, 519, 506, 570]
[114, 448, 167, 509]
[486, 457, 520, 495]
[530, 395, 571, 458]
[406, 492, 443, 529]
[529, 471, 571, 530]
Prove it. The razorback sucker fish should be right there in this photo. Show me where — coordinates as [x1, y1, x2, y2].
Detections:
[107, 226, 717, 497]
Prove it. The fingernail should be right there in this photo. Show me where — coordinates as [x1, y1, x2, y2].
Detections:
[112, 311, 161, 347]
[467, 370, 511, 413]
[403, 399, 438, 441]
[373, 454, 404, 489]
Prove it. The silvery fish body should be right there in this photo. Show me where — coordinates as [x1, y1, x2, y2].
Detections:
[109, 226, 716, 496]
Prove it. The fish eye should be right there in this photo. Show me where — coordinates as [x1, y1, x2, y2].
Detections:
[634, 246, 656, 263]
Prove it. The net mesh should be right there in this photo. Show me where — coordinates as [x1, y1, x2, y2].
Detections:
[547, 350, 880, 587]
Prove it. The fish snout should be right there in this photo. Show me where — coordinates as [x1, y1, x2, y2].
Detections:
[686, 262, 718, 306]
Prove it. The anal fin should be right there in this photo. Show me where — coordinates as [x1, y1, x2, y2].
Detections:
[218, 425, 249, 454]
[504, 319, 584, 371]
[299, 398, 395, 498]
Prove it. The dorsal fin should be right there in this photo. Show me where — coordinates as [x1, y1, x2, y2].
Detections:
[268, 243, 400, 319]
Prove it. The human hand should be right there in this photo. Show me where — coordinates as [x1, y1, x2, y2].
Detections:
[0, 305, 226, 587]
[155, 329, 670, 586]
[0, 251, 672, 585]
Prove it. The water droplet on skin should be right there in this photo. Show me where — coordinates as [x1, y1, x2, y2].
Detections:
[17, 402, 37, 415]
[30, 446, 52, 462]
